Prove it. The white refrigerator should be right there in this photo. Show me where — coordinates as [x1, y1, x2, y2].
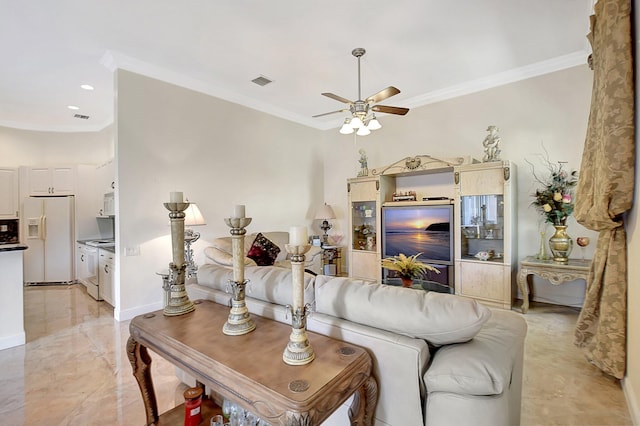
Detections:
[23, 196, 75, 284]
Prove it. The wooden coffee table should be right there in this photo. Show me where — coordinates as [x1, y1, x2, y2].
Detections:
[127, 300, 377, 425]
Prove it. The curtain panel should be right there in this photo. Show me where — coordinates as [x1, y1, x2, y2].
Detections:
[573, 0, 634, 380]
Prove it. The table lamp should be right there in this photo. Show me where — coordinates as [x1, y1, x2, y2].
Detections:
[315, 203, 336, 245]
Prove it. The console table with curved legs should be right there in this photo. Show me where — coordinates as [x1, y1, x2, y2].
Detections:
[517, 256, 591, 313]
[127, 299, 377, 426]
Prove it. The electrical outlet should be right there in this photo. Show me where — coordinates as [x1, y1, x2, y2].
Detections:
[124, 246, 140, 256]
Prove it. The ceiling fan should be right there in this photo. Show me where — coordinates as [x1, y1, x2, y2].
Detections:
[313, 47, 409, 136]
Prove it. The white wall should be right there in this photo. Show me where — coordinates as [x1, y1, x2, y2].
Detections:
[322, 64, 597, 306]
[0, 125, 113, 167]
[114, 70, 324, 320]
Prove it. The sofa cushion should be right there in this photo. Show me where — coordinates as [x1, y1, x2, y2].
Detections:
[314, 276, 491, 345]
[196, 263, 315, 306]
[424, 309, 527, 396]
[246, 233, 281, 266]
[203, 245, 256, 267]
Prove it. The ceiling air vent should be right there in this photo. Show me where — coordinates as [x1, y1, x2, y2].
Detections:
[251, 75, 273, 87]
[74, 114, 90, 120]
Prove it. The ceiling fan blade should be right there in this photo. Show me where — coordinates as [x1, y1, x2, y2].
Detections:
[312, 109, 348, 118]
[371, 105, 410, 116]
[322, 93, 354, 104]
[366, 86, 400, 104]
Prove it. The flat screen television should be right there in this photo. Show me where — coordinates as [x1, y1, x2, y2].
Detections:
[382, 202, 454, 266]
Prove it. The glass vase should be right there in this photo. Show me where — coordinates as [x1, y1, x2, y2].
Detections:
[535, 230, 550, 260]
[549, 225, 573, 264]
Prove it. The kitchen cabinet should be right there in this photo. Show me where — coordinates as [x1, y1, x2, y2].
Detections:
[0, 168, 19, 218]
[99, 249, 115, 307]
[77, 243, 99, 299]
[96, 159, 115, 193]
[28, 166, 75, 196]
[454, 160, 516, 309]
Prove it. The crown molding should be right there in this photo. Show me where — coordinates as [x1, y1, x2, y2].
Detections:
[101, 50, 321, 130]
[403, 50, 590, 108]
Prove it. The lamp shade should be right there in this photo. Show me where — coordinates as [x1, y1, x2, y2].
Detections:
[184, 203, 206, 226]
[367, 115, 382, 130]
[315, 204, 336, 220]
[356, 125, 371, 136]
[339, 119, 354, 135]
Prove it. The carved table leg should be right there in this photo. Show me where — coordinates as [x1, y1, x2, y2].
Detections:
[127, 336, 159, 426]
[517, 269, 531, 314]
[348, 376, 378, 426]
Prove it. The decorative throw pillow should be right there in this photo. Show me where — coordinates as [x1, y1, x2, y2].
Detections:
[246, 233, 281, 266]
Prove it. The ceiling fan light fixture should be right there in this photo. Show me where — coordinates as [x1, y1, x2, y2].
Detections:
[340, 119, 354, 134]
[367, 115, 382, 130]
[350, 116, 363, 129]
[356, 126, 371, 136]
[313, 47, 409, 136]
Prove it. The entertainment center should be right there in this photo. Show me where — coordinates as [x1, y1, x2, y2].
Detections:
[347, 155, 517, 309]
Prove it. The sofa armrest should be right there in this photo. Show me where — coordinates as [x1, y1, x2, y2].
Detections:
[308, 313, 430, 426]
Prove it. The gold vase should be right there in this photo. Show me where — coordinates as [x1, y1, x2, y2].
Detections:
[549, 225, 573, 264]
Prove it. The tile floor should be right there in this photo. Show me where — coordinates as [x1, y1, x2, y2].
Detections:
[0, 284, 633, 425]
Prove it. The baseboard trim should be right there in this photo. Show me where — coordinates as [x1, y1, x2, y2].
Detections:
[623, 377, 640, 425]
[0, 332, 26, 351]
[115, 301, 163, 322]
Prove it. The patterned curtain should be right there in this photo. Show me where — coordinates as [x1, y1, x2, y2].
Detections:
[573, 0, 634, 380]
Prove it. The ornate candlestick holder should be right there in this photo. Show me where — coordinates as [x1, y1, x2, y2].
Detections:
[283, 244, 315, 365]
[222, 216, 256, 336]
[163, 200, 195, 316]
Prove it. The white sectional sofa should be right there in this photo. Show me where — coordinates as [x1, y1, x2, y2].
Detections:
[184, 263, 527, 426]
[203, 231, 324, 275]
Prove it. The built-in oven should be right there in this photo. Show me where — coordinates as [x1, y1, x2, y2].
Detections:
[0, 218, 19, 245]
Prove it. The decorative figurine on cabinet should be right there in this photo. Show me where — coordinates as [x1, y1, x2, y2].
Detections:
[357, 149, 369, 177]
[482, 125, 502, 162]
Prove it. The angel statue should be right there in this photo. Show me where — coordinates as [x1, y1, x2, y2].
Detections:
[358, 149, 369, 177]
[482, 125, 502, 162]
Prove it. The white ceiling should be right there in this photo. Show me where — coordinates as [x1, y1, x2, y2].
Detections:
[0, 0, 593, 133]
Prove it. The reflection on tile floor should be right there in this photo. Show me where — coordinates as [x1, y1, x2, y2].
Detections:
[519, 302, 632, 426]
[0, 284, 632, 425]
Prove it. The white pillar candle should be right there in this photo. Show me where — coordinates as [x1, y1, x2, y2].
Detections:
[290, 226, 308, 246]
[233, 205, 245, 219]
[170, 191, 183, 203]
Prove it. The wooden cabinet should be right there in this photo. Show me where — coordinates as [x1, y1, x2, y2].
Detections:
[345, 156, 517, 310]
[0, 168, 19, 218]
[29, 166, 75, 195]
[454, 161, 516, 309]
[347, 176, 394, 281]
[99, 249, 115, 307]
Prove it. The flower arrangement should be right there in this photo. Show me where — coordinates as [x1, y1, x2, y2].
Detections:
[530, 160, 578, 225]
[381, 252, 440, 280]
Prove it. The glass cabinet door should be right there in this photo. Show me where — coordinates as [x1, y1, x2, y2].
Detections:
[351, 201, 377, 251]
[460, 194, 504, 262]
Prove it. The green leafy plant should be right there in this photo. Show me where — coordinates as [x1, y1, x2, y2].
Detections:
[381, 253, 439, 280]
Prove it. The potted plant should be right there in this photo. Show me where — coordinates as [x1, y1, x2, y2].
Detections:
[381, 252, 439, 287]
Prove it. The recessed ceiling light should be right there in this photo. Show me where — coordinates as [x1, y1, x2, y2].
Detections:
[67, 105, 80, 110]
[80, 84, 94, 91]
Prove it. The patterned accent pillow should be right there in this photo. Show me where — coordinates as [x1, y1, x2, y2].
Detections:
[246, 233, 281, 266]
